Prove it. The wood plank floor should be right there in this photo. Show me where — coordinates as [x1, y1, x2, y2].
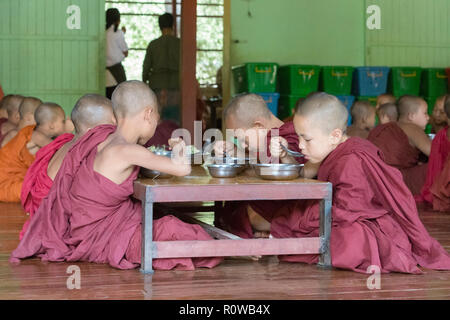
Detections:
[1, 202, 450, 300]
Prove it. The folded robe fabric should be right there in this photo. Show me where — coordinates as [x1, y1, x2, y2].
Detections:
[367, 122, 427, 196]
[0, 125, 35, 202]
[19, 133, 74, 240]
[10, 124, 223, 270]
[215, 121, 305, 237]
[269, 137, 450, 274]
[430, 152, 450, 212]
[417, 127, 450, 205]
[0, 118, 8, 146]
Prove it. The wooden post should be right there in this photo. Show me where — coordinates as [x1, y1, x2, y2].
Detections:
[180, 0, 197, 137]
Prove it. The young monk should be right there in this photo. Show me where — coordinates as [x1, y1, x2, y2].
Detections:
[10, 80, 223, 270]
[268, 92, 450, 274]
[0, 102, 67, 202]
[430, 95, 448, 134]
[212, 93, 318, 239]
[1, 97, 42, 148]
[418, 95, 450, 211]
[376, 93, 396, 110]
[377, 102, 398, 125]
[368, 95, 430, 195]
[0, 94, 24, 146]
[19, 94, 116, 240]
[346, 101, 376, 139]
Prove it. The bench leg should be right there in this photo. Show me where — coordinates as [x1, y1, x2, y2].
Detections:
[318, 186, 332, 269]
[140, 196, 154, 274]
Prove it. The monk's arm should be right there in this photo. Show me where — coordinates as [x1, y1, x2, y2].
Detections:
[301, 161, 320, 179]
[124, 144, 191, 177]
[410, 127, 431, 156]
[1, 129, 17, 147]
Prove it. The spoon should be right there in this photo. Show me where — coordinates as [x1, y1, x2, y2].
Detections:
[280, 144, 305, 158]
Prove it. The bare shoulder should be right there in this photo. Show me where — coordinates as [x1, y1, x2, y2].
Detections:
[1, 129, 18, 147]
[31, 130, 52, 147]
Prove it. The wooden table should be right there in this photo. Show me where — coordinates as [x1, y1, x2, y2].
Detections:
[133, 166, 332, 274]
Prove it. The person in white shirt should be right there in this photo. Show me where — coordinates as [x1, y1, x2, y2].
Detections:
[105, 8, 128, 99]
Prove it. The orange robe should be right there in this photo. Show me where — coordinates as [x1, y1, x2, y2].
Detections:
[367, 122, 427, 196]
[0, 125, 35, 202]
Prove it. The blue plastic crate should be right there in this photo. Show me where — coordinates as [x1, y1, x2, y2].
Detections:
[353, 67, 390, 97]
[336, 95, 355, 126]
[257, 93, 280, 116]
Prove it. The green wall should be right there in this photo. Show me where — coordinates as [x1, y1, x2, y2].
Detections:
[231, 0, 450, 69]
[230, 0, 365, 67]
[0, 0, 105, 115]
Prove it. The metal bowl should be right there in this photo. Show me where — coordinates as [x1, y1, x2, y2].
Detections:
[140, 168, 173, 179]
[212, 156, 255, 165]
[152, 149, 172, 157]
[206, 164, 244, 178]
[252, 163, 304, 181]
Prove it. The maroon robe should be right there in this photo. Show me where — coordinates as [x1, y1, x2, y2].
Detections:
[10, 124, 222, 270]
[144, 120, 180, 148]
[430, 153, 450, 212]
[417, 127, 450, 206]
[367, 122, 427, 196]
[215, 121, 305, 238]
[19, 133, 74, 240]
[269, 137, 450, 274]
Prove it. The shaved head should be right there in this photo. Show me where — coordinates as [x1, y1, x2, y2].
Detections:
[295, 92, 348, 134]
[19, 97, 43, 119]
[2, 94, 24, 117]
[223, 93, 272, 128]
[34, 102, 65, 127]
[350, 101, 374, 123]
[376, 94, 396, 109]
[397, 95, 425, 119]
[71, 94, 115, 134]
[378, 102, 398, 122]
[111, 80, 158, 118]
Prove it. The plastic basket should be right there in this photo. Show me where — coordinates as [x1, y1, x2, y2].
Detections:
[232, 63, 279, 93]
[321, 66, 354, 95]
[388, 67, 422, 96]
[279, 65, 320, 95]
[336, 95, 355, 126]
[421, 68, 448, 97]
[353, 67, 390, 96]
[278, 94, 305, 120]
[257, 93, 280, 116]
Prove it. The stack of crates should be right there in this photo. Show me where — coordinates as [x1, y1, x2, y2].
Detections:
[320, 66, 355, 125]
[232, 63, 280, 116]
[277, 65, 321, 120]
[353, 66, 390, 126]
[421, 68, 448, 133]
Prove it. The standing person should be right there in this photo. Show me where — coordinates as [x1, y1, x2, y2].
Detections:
[142, 13, 181, 124]
[105, 8, 128, 99]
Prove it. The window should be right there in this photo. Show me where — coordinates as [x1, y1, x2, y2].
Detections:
[105, 0, 223, 86]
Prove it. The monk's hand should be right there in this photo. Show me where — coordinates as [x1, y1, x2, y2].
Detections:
[169, 138, 187, 164]
[213, 140, 235, 157]
[270, 136, 288, 159]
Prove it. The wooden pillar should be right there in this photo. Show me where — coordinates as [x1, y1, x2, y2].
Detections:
[180, 0, 197, 137]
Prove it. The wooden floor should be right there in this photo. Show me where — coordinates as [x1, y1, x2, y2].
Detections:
[1, 202, 450, 300]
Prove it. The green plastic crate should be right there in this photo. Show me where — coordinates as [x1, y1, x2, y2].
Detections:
[278, 94, 305, 120]
[388, 67, 422, 96]
[279, 65, 320, 95]
[232, 63, 279, 93]
[357, 96, 378, 106]
[421, 68, 448, 97]
[320, 66, 354, 95]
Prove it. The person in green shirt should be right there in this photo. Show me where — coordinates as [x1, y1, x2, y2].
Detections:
[142, 13, 181, 124]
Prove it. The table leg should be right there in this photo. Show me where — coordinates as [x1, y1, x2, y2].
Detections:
[140, 193, 154, 274]
[318, 185, 332, 269]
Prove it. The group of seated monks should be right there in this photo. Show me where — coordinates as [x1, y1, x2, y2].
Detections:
[1, 81, 450, 274]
